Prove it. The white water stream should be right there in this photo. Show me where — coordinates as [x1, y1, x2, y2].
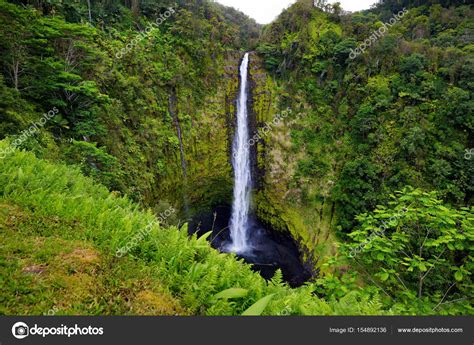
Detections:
[229, 52, 251, 253]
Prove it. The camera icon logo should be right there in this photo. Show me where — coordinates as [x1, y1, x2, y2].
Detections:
[12, 322, 29, 339]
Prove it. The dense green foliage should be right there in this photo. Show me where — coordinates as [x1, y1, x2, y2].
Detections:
[254, 0, 473, 314]
[258, 0, 472, 231]
[0, 142, 391, 315]
[346, 187, 472, 314]
[0, 0, 258, 210]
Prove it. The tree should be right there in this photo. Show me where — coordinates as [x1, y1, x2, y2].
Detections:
[0, 1, 34, 90]
[346, 187, 473, 314]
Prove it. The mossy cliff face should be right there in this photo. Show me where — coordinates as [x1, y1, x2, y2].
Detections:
[127, 51, 243, 218]
[247, 52, 275, 189]
[159, 51, 242, 215]
[247, 53, 337, 266]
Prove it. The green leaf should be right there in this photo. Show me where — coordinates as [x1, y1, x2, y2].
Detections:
[196, 231, 212, 244]
[242, 294, 275, 316]
[454, 271, 463, 282]
[213, 288, 248, 300]
[379, 272, 389, 281]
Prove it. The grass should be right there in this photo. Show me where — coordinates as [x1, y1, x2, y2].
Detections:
[0, 202, 188, 315]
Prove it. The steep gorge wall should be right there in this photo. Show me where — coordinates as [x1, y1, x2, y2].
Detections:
[247, 53, 337, 266]
[161, 51, 243, 215]
[172, 50, 337, 268]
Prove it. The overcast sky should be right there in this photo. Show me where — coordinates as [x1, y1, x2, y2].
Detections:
[214, 0, 377, 24]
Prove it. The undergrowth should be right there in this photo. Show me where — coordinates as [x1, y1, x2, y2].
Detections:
[0, 141, 389, 315]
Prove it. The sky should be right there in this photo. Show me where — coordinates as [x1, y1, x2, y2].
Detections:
[214, 0, 377, 24]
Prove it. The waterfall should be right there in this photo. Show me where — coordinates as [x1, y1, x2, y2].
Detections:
[229, 52, 251, 253]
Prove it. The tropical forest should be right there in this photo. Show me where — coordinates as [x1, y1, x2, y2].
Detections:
[0, 0, 472, 316]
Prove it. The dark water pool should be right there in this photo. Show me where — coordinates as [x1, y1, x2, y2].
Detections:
[188, 206, 313, 287]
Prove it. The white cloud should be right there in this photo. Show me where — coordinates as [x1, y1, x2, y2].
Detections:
[214, 0, 377, 24]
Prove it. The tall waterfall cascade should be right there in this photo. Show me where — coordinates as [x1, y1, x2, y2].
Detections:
[229, 52, 252, 253]
[189, 52, 311, 286]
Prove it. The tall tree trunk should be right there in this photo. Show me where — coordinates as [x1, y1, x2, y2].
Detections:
[131, 0, 140, 17]
[168, 86, 189, 217]
[169, 88, 187, 179]
[12, 59, 19, 90]
[87, 0, 92, 22]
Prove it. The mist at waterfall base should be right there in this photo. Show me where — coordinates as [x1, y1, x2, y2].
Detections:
[188, 206, 312, 288]
[188, 53, 311, 288]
